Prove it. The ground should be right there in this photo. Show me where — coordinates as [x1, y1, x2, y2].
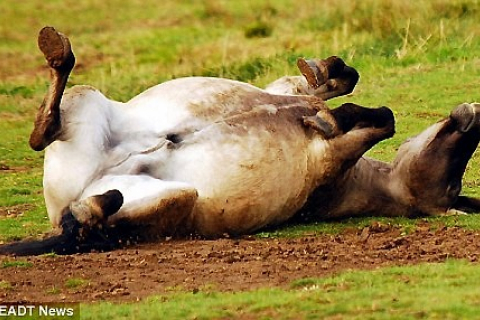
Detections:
[0, 222, 479, 303]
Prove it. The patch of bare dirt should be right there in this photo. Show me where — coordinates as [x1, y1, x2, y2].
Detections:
[0, 204, 33, 218]
[0, 222, 479, 303]
[0, 164, 31, 173]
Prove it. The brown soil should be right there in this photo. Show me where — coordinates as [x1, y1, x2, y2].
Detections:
[0, 222, 479, 303]
[0, 204, 34, 218]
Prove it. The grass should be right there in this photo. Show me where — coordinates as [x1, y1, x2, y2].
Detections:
[1, 0, 480, 318]
[65, 278, 89, 290]
[1, 260, 33, 269]
[80, 260, 480, 319]
[0, 280, 12, 291]
[46, 286, 61, 295]
[257, 214, 480, 239]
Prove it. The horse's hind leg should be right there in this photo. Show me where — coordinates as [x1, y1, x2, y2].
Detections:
[30, 26, 75, 151]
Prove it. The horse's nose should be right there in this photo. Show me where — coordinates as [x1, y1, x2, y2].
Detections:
[450, 103, 480, 132]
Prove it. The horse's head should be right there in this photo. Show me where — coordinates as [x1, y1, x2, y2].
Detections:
[392, 103, 480, 215]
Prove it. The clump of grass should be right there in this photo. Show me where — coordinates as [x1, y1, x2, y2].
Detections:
[46, 286, 61, 295]
[201, 0, 229, 20]
[1, 260, 33, 268]
[432, 0, 479, 18]
[0, 281, 12, 291]
[244, 21, 273, 38]
[0, 85, 36, 98]
[296, 0, 479, 63]
[41, 252, 58, 258]
[65, 278, 88, 289]
[200, 57, 272, 82]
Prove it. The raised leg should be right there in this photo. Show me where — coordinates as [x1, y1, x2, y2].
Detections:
[29, 27, 75, 151]
[297, 56, 359, 100]
[297, 103, 395, 221]
[304, 103, 395, 139]
[297, 56, 345, 88]
[264, 56, 359, 101]
[327, 104, 395, 169]
[303, 102, 395, 181]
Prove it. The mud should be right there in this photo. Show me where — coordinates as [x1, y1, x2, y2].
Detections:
[0, 222, 478, 303]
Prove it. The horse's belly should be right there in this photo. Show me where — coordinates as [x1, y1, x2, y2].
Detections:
[161, 125, 314, 236]
[125, 77, 267, 133]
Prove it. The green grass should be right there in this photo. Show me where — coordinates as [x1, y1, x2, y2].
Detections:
[81, 260, 480, 319]
[257, 214, 480, 239]
[0, 280, 12, 291]
[2, 0, 480, 318]
[1, 260, 33, 269]
[65, 278, 89, 289]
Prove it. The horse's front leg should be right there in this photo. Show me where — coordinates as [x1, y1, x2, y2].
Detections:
[265, 56, 359, 100]
[297, 56, 359, 100]
[0, 189, 123, 255]
[300, 103, 395, 220]
[0, 176, 199, 255]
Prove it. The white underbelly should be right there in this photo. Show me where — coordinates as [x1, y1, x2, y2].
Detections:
[98, 120, 314, 235]
[160, 126, 313, 235]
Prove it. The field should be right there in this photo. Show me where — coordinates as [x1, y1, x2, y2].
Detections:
[1, 0, 480, 318]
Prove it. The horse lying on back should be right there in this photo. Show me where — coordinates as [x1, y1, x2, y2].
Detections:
[1, 27, 479, 255]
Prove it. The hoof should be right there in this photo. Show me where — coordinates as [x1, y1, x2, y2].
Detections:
[69, 189, 123, 229]
[303, 114, 335, 139]
[94, 189, 124, 217]
[297, 56, 347, 89]
[38, 26, 75, 70]
[374, 106, 395, 128]
[297, 58, 328, 89]
[450, 103, 480, 132]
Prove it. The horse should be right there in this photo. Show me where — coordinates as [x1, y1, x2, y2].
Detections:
[0, 27, 478, 255]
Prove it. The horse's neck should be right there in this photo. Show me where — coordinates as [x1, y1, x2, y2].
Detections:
[325, 157, 402, 218]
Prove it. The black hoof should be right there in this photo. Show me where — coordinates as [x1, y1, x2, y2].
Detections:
[373, 106, 395, 128]
[94, 189, 124, 217]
